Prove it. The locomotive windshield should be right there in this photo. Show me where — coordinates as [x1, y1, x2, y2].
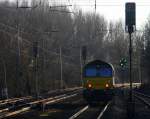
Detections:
[85, 68, 97, 77]
[84, 66, 112, 77]
[98, 68, 112, 77]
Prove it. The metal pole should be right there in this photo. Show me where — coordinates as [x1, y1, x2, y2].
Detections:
[138, 51, 142, 84]
[139, 36, 142, 84]
[95, 0, 96, 11]
[129, 32, 132, 102]
[16, 0, 21, 96]
[43, 38, 45, 88]
[122, 69, 125, 87]
[80, 47, 83, 86]
[35, 57, 39, 98]
[1, 59, 8, 99]
[127, 27, 135, 118]
[17, 27, 21, 58]
[34, 41, 39, 98]
[123, 32, 125, 88]
[60, 47, 63, 89]
[17, 23, 21, 96]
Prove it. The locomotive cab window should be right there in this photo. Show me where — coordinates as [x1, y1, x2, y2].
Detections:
[84, 67, 112, 77]
[98, 68, 112, 77]
[85, 68, 97, 77]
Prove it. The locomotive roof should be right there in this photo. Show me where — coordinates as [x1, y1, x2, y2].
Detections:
[85, 60, 112, 68]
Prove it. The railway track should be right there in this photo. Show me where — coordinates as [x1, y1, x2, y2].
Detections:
[68, 101, 111, 119]
[0, 87, 82, 119]
[0, 87, 82, 106]
[133, 91, 150, 107]
[0, 96, 33, 107]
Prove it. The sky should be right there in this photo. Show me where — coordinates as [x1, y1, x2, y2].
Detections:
[67, 0, 150, 29]
[2, 0, 150, 29]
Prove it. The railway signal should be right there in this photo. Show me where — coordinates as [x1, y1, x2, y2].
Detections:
[119, 58, 127, 68]
[125, 3, 136, 33]
[125, 2, 136, 118]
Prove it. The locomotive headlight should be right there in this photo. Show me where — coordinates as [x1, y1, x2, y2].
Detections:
[88, 84, 92, 88]
[105, 83, 109, 88]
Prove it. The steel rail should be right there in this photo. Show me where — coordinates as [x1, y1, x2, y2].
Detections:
[0, 87, 82, 112]
[0, 107, 31, 119]
[0, 96, 32, 105]
[68, 101, 111, 119]
[0, 91, 80, 119]
[133, 91, 150, 99]
[0, 98, 22, 104]
[0, 94, 69, 115]
[134, 94, 150, 108]
[97, 101, 111, 119]
[41, 94, 78, 111]
[68, 105, 89, 119]
[0, 87, 82, 107]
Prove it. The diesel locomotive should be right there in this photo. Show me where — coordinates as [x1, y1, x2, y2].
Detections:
[82, 60, 115, 103]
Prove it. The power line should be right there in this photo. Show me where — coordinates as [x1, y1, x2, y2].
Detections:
[0, 27, 79, 61]
[49, 9, 75, 14]
[71, 4, 150, 6]
[9, 44, 79, 68]
[49, 0, 150, 6]
[0, 22, 58, 38]
[0, 23, 71, 57]
[49, 5, 72, 8]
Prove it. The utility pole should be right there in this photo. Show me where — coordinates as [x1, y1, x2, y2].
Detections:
[80, 47, 83, 86]
[60, 47, 63, 89]
[129, 31, 133, 101]
[43, 38, 45, 88]
[94, 0, 96, 37]
[3, 60, 8, 99]
[81, 46, 87, 88]
[16, 0, 40, 97]
[16, 0, 21, 96]
[95, 0, 96, 11]
[1, 58, 8, 99]
[138, 35, 142, 84]
[82, 46, 87, 66]
[35, 52, 38, 98]
[138, 52, 142, 84]
[125, 2, 136, 118]
[33, 41, 39, 98]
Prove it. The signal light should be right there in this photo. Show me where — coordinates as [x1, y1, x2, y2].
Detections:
[119, 58, 127, 68]
[88, 84, 92, 88]
[105, 83, 109, 88]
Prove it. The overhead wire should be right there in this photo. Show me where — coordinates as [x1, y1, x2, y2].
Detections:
[0, 29, 79, 67]
[50, 0, 150, 6]
[10, 48, 78, 67]
[0, 25, 79, 61]
[0, 0, 145, 60]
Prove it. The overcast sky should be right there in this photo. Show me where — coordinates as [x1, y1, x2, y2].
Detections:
[2, 0, 150, 29]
